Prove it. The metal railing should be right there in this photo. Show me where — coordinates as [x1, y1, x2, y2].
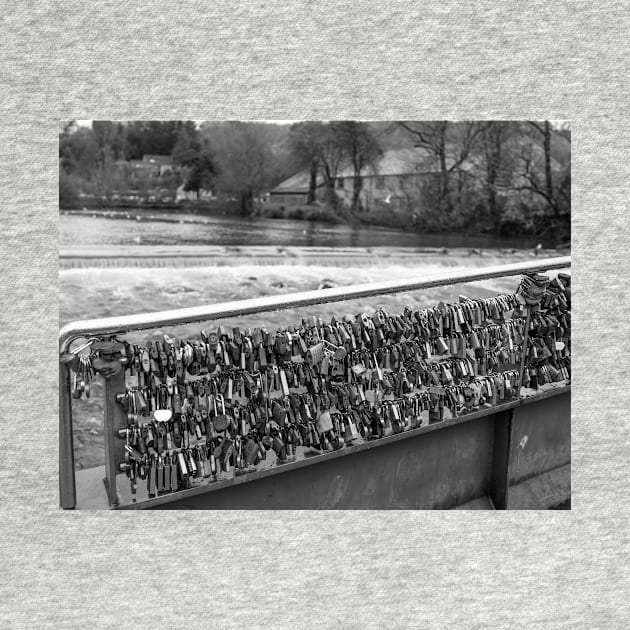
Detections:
[59, 255, 571, 508]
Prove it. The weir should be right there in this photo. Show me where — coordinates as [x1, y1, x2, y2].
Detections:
[59, 245, 499, 269]
[60, 256, 571, 510]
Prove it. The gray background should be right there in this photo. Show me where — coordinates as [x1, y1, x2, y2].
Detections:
[0, 1, 628, 627]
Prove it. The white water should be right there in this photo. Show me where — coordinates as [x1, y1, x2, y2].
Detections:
[60, 252, 534, 331]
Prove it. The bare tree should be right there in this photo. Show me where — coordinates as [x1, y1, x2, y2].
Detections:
[288, 122, 346, 210]
[397, 121, 485, 212]
[203, 122, 274, 215]
[335, 121, 382, 212]
[288, 122, 322, 204]
[503, 122, 571, 242]
[507, 121, 570, 217]
[525, 121, 554, 213]
[479, 121, 519, 231]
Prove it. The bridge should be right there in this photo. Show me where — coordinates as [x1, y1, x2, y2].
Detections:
[59, 256, 571, 510]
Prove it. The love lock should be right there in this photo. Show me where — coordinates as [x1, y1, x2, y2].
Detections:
[274, 333, 288, 356]
[89, 339, 125, 379]
[92, 357, 123, 379]
[212, 394, 230, 432]
[59, 353, 81, 371]
[153, 409, 172, 423]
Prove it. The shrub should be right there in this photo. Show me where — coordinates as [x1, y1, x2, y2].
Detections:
[260, 204, 285, 219]
[258, 203, 340, 223]
[59, 171, 81, 209]
[286, 206, 304, 220]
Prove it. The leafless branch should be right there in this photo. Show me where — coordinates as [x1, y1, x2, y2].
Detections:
[447, 123, 487, 172]
[528, 121, 545, 135]
[397, 122, 438, 149]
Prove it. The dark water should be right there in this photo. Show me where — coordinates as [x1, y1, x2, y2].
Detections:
[60, 209, 535, 249]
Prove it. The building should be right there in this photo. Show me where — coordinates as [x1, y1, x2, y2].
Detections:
[268, 134, 570, 215]
[266, 170, 326, 206]
[141, 154, 174, 176]
[113, 154, 174, 177]
[334, 147, 443, 211]
[268, 148, 446, 211]
[175, 185, 213, 201]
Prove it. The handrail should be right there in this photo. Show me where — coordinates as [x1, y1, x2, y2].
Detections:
[59, 256, 570, 353]
[59, 255, 570, 509]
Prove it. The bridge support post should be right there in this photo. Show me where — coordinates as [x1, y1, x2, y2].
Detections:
[59, 361, 76, 509]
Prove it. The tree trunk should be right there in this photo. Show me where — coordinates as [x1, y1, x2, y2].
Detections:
[438, 124, 450, 212]
[351, 174, 362, 212]
[487, 179, 497, 227]
[487, 176, 499, 233]
[322, 163, 338, 211]
[486, 131, 500, 232]
[543, 120, 554, 214]
[307, 159, 318, 204]
[326, 179, 338, 209]
[240, 189, 254, 216]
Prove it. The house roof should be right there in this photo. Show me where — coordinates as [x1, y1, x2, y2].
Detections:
[271, 148, 443, 194]
[336, 147, 441, 178]
[271, 145, 493, 194]
[270, 170, 326, 194]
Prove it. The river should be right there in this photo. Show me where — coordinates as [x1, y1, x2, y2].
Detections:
[60, 209, 536, 249]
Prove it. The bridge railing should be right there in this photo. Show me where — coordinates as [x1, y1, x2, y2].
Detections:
[59, 256, 571, 509]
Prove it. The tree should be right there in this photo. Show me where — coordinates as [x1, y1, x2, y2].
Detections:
[526, 121, 554, 213]
[335, 121, 382, 212]
[397, 121, 484, 213]
[508, 122, 571, 242]
[171, 126, 200, 167]
[144, 121, 180, 155]
[123, 121, 182, 159]
[183, 141, 216, 197]
[203, 122, 274, 214]
[59, 171, 80, 209]
[289, 121, 382, 215]
[92, 121, 127, 160]
[288, 122, 324, 204]
[59, 126, 99, 179]
[171, 123, 216, 197]
[288, 122, 347, 210]
[478, 121, 520, 232]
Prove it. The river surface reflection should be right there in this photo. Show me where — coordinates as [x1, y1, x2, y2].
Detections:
[60, 209, 535, 249]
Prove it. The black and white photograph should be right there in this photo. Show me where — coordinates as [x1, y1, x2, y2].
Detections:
[59, 120, 571, 510]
